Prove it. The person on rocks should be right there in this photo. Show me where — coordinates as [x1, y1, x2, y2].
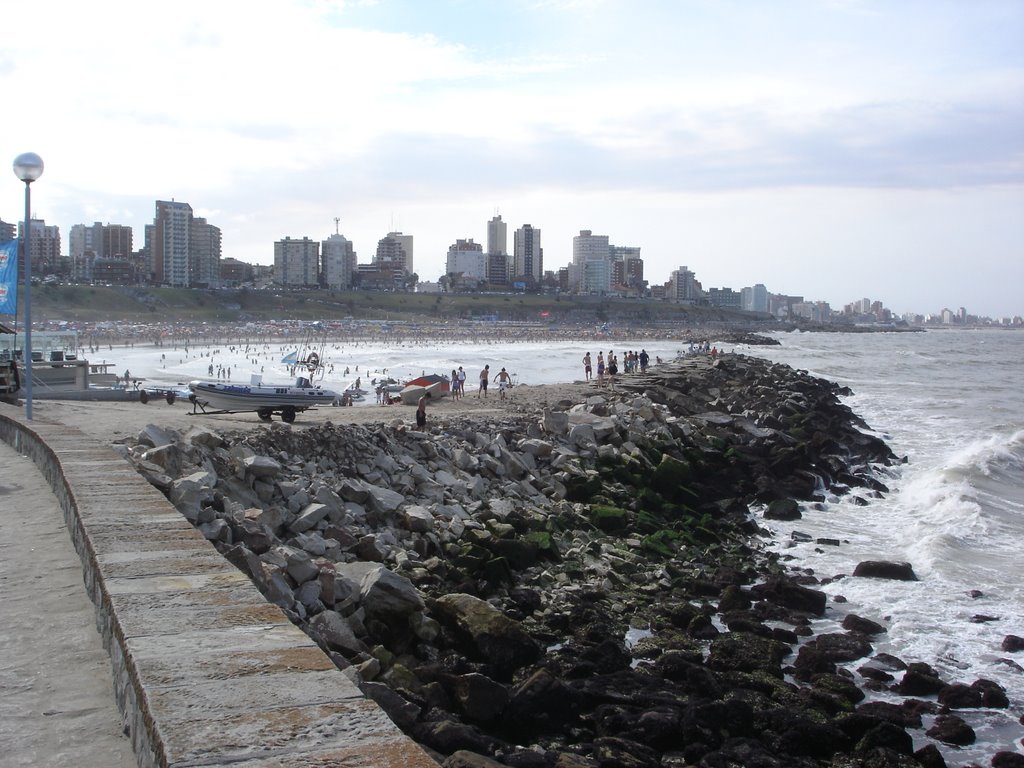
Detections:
[583, 351, 592, 381]
[639, 349, 650, 372]
[494, 367, 512, 400]
[607, 350, 618, 386]
[478, 364, 490, 397]
[596, 351, 605, 385]
[416, 391, 431, 430]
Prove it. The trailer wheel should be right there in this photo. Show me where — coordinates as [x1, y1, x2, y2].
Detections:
[281, 406, 297, 424]
[257, 408, 273, 422]
[166, 391, 176, 405]
[139, 389, 150, 404]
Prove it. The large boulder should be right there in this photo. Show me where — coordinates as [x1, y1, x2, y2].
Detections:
[750, 575, 827, 616]
[853, 561, 919, 581]
[308, 609, 367, 655]
[360, 565, 425, 621]
[432, 593, 542, 680]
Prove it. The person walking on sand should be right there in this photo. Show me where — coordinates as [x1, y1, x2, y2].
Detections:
[583, 352, 592, 381]
[416, 391, 431, 431]
[494, 367, 512, 400]
[478, 364, 490, 397]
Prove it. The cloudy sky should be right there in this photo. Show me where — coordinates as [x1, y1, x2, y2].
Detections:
[3, 0, 1022, 317]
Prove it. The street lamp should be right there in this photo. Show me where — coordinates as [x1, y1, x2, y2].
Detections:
[13, 152, 44, 420]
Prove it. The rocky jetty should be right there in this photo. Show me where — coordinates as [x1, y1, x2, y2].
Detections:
[118, 355, 1010, 767]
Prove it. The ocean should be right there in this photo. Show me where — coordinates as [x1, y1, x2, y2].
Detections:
[738, 328, 1024, 761]
[112, 326, 1024, 760]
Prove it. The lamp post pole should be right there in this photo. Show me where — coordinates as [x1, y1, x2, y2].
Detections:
[13, 152, 44, 421]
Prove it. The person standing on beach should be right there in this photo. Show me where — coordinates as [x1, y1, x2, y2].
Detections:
[639, 349, 649, 373]
[478, 365, 490, 397]
[457, 366, 466, 397]
[494, 367, 512, 400]
[450, 369, 460, 400]
[596, 352, 605, 385]
[583, 352, 592, 381]
[416, 391, 431, 430]
[607, 351, 618, 387]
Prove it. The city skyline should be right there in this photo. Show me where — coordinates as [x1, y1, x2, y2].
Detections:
[2, 1, 1022, 317]
[2, 205, 1017, 323]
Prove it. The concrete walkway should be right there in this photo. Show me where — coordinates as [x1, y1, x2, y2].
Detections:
[0, 438, 136, 767]
[0, 407, 440, 767]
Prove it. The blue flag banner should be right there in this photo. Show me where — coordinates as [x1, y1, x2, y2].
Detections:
[0, 239, 18, 315]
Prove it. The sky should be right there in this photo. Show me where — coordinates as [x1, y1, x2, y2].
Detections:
[2, 0, 1022, 318]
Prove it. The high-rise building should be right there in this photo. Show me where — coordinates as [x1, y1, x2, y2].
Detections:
[149, 201, 221, 287]
[18, 219, 61, 277]
[741, 283, 769, 313]
[513, 224, 543, 284]
[486, 215, 510, 285]
[190, 218, 222, 288]
[274, 237, 320, 286]
[152, 200, 193, 286]
[322, 232, 357, 290]
[669, 266, 700, 303]
[573, 230, 610, 293]
[487, 215, 507, 256]
[446, 238, 486, 279]
[70, 222, 135, 282]
[610, 245, 643, 292]
[375, 231, 413, 274]
[0, 219, 15, 243]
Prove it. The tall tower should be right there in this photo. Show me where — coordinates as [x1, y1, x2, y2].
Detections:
[573, 230, 611, 293]
[323, 228, 357, 290]
[153, 200, 193, 286]
[487, 214, 507, 256]
[513, 224, 542, 284]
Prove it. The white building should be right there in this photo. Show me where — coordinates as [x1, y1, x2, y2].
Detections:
[669, 266, 700, 303]
[572, 230, 611, 293]
[151, 200, 194, 287]
[741, 283, 769, 313]
[446, 238, 486, 279]
[322, 232, 357, 289]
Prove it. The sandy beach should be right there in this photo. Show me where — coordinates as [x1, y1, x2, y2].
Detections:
[6, 379, 603, 444]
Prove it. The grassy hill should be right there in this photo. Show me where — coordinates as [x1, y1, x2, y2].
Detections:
[18, 284, 771, 327]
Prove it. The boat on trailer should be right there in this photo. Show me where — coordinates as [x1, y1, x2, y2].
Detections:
[188, 374, 338, 423]
[188, 342, 338, 422]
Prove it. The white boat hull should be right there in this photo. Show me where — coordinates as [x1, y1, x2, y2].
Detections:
[189, 380, 338, 413]
[399, 385, 426, 405]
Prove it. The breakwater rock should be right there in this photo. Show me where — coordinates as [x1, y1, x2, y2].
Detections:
[119, 355, 1005, 767]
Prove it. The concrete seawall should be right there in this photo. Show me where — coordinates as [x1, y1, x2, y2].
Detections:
[0, 410, 438, 768]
